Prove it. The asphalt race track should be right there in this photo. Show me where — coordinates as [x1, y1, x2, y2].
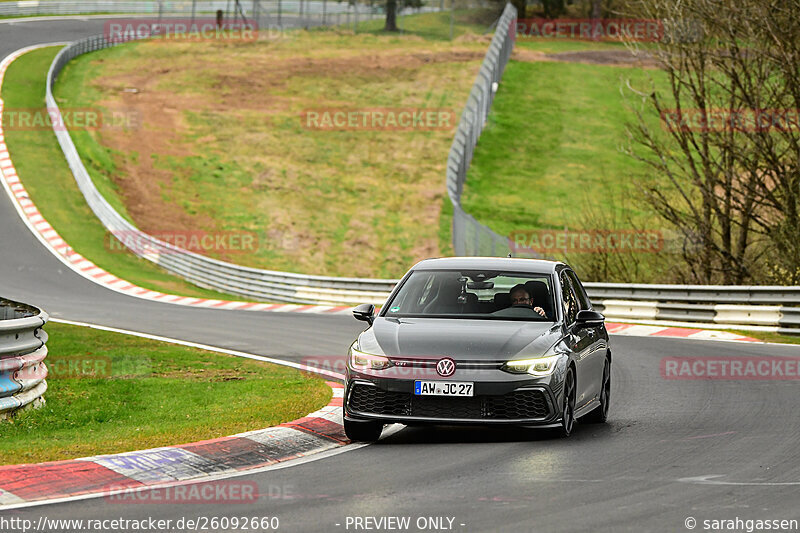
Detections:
[2, 18, 800, 533]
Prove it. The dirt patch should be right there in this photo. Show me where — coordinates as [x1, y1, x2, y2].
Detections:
[551, 49, 659, 68]
[514, 47, 659, 68]
[454, 32, 493, 44]
[151, 367, 255, 381]
[201, 48, 485, 110]
[512, 48, 555, 63]
[96, 88, 217, 236]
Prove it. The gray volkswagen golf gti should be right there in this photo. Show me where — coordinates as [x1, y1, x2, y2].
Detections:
[343, 257, 611, 441]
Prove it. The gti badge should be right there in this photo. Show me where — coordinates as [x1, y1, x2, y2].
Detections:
[436, 357, 456, 377]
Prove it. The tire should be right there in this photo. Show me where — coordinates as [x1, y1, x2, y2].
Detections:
[344, 418, 384, 442]
[582, 357, 611, 424]
[555, 367, 576, 438]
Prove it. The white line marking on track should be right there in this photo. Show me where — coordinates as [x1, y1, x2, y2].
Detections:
[49, 318, 345, 381]
[678, 475, 800, 486]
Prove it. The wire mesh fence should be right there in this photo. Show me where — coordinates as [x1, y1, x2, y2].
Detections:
[446, 3, 516, 256]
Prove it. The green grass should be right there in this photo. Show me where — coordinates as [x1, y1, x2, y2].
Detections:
[0, 321, 330, 465]
[461, 58, 675, 280]
[52, 31, 488, 278]
[730, 330, 800, 345]
[463, 59, 662, 234]
[1, 47, 250, 300]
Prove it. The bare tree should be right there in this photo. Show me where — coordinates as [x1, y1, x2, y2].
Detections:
[590, 0, 602, 19]
[621, 0, 800, 284]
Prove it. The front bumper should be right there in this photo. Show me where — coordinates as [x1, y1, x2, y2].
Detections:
[344, 375, 562, 426]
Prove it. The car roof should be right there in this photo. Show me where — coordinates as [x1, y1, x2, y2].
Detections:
[411, 257, 565, 274]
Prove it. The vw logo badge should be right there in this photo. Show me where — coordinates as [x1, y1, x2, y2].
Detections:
[436, 357, 456, 377]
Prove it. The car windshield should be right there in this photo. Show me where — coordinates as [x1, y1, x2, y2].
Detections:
[382, 269, 556, 321]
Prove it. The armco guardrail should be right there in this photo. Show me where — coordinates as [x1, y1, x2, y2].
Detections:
[584, 284, 800, 334]
[46, 33, 397, 306]
[583, 283, 800, 305]
[0, 298, 49, 419]
[446, 3, 516, 257]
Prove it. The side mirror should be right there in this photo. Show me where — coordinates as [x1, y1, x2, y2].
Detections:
[575, 309, 604, 328]
[353, 303, 375, 325]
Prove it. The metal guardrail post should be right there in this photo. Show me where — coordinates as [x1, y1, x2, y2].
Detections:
[0, 298, 49, 419]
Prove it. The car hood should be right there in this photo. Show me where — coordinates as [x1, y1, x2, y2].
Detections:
[358, 317, 561, 361]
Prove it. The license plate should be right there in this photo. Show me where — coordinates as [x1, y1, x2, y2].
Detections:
[414, 381, 474, 397]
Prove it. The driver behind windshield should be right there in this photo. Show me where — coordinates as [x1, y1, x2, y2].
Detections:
[509, 284, 546, 317]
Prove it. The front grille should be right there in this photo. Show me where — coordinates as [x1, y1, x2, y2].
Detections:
[348, 384, 410, 416]
[348, 384, 550, 420]
[412, 396, 483, 418]
[485, 390, 549, 418]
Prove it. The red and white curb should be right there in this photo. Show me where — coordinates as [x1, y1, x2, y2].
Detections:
[0, 382, 348, 508]
[606, 322, 758, 342]
[0, 46, 355, 316]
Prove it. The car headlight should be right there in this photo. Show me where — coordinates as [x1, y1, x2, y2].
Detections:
[503, 354, 560, 376]
[349, 347, 393, 371]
